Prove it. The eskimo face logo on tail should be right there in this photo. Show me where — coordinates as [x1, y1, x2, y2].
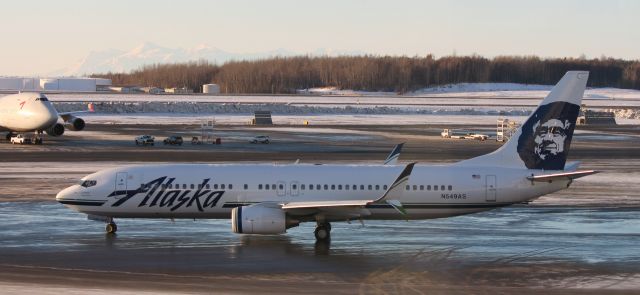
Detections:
[517, 102, 580, 170]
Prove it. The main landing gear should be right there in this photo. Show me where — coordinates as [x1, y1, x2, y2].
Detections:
[105, 218, 117, 234]
[314, 222, 331, 241]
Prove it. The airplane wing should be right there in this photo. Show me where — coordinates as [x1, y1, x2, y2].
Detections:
[526, 170, 599, 182]
[59, 103, 95, 120]
[384, 143, 404, 165]
[281, 162, 416, 211]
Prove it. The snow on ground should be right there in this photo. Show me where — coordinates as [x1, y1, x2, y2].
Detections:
[4, 83, 640, 121]
[80, 113, 535, 126]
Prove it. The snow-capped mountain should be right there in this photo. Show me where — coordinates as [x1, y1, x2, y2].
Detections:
[54, 43, 363, 76]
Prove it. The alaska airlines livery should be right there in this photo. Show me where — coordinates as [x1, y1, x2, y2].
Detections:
[57, 71, 597, 240]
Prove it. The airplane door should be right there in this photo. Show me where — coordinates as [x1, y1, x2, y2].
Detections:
[115, 172, 128, 194]
[486, 175, 497, 202]
[276, 181, 286, 197]
[290, 181, 300, 197]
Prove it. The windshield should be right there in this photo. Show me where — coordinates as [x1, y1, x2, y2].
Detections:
[79, 180, 97, 188]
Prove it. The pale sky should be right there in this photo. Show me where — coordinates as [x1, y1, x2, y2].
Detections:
[1, 0, 638, 76]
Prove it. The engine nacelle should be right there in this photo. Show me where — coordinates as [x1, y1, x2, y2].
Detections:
[232, 205, 296, 234]
[64, 116, 85, 131]
[45, 123, 65, 137]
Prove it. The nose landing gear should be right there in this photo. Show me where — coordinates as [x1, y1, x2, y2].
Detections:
[105, 218, 117, 234]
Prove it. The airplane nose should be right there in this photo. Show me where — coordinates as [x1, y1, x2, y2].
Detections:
[56, 185, 77, 202]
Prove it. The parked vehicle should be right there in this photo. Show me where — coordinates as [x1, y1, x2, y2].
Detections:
[250, 135, 270, 144]
[135, 135, 155, 146]
[191, 136, 202, 145]
[163, 135, 183, 145]
[10, 134, 32, 144]
[441, 129, 466, 139]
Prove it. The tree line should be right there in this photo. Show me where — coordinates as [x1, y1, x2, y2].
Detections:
[92, 55, 640, 94]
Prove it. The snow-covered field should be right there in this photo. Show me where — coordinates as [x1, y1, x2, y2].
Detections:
[4, 83, 640, 122]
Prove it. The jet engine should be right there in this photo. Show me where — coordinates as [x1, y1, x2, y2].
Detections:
[64, 116, 85, 131]
[231, 204, 298, 234]
[45, 123, 65, 137]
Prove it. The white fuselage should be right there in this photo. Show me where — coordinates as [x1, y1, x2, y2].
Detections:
[56, 163, 569, 221]
[0, 93, 58, 132]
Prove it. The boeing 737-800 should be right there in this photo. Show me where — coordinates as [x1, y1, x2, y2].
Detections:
[57, 71, 597, 241]
[0, 92, 91, 142]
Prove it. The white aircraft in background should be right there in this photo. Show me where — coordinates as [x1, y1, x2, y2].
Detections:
[57, 71, 597, 241]
[0, 92, 92, 143]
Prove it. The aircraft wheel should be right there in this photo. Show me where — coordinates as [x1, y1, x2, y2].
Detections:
[106, 222, 118, 234]
[314, 224, 330, 241]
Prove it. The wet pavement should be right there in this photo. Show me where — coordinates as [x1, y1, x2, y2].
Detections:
[0, 201, 638, 293]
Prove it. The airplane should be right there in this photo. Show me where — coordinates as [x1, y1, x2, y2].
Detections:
[0, 92, 92, 143]
[56, 71, 598, 241]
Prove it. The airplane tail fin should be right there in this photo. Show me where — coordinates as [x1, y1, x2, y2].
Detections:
[457, 71, 589, 170]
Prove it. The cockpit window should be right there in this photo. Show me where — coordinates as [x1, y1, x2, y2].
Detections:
[80, 180, 97, 188]
[35, 97, 49, 101]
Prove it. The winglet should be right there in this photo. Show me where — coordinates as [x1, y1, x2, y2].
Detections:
[374, 162, 416, 203]
[384, 143, 404, 165]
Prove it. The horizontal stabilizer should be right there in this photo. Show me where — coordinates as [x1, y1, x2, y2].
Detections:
[527, 170, 599, 182]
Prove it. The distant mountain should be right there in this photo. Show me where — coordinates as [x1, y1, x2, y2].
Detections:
[53, 42, 364, 76]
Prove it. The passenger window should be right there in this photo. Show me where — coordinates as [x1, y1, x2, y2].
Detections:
[434, 185, 438, 191]
[301, 184, 305, 190]
[221, 184, 226, 189]
[406, 185, 410, 190]
[338, 185, 342, 190]
[345, 185, 349, 190]
[368, 185, 372, 190]
[441, 185, 445, 191]
[309, 185, 313, 190]
[259, 184, 263, 190]
[360, 185, 364, 190]
[190, 184, 195, 189]
[383, 185, 388, 190]
[413, 185, 417, 191]
[292, 184, 297, 190]
[272, 184, 276, 190]
[182, 184, 186, 189]
[229, 184, 233, 190]
[214, 184, 219, 189]
[279, 184, 284, 190]
[206, 184, 210, 189]
[427, 185, 431, 190]
[420, 185, 424, 191]
[448, 185, 452, 191]
[353, 185, 357, 190]
[375, 185, 379, 190]
[324, 184, 328, 190]
[244, 184, 248, 190]
[316, 184, 321, 190]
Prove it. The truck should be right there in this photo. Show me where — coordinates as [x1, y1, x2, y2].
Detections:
[441, 129, 467, 139]
[441, 129, 489, 141]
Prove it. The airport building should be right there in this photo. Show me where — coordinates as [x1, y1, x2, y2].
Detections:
[0, 77, 111, 92]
